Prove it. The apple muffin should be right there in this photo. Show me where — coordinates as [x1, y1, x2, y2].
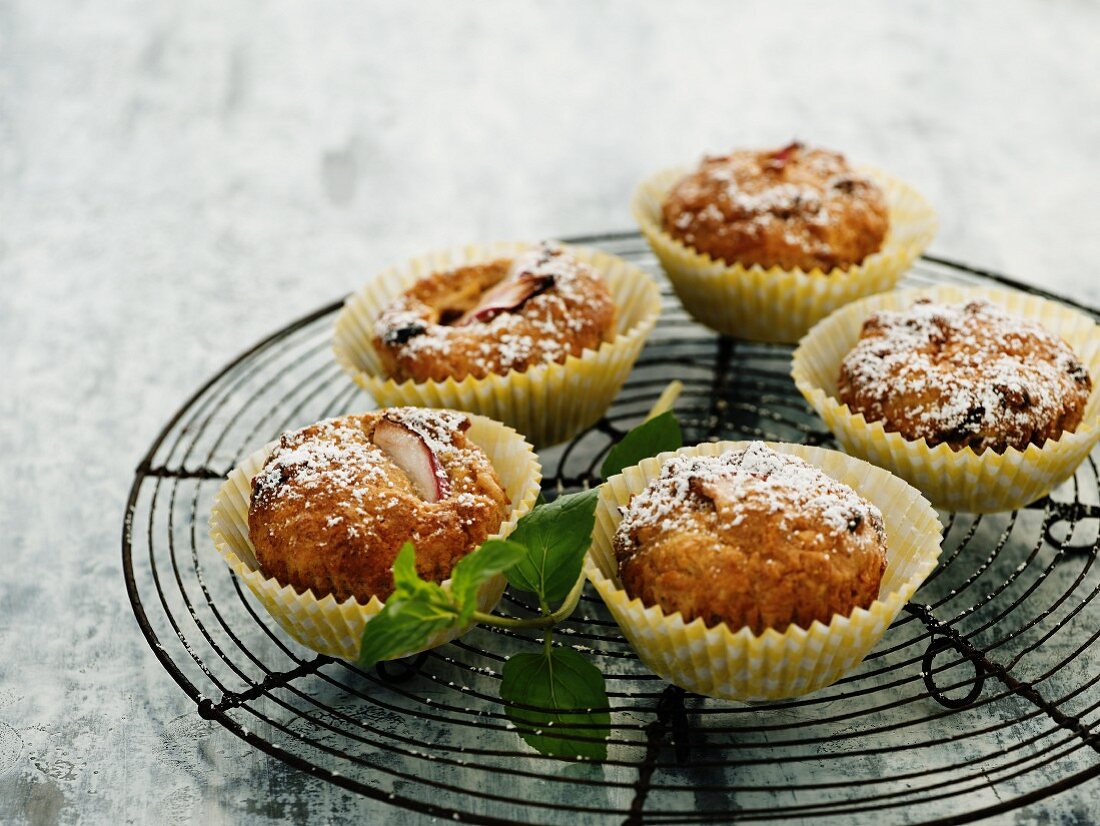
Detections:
[612, 441, 887, 634]
[661, 141, 889, 271]
[248, 407, 510, 603]
[838, 298, 1093, 453]
[373, 243, 617, 383]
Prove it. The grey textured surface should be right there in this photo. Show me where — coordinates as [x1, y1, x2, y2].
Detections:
[3, 1, 1100, 824]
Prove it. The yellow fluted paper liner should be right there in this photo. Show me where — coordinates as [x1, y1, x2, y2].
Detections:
[585, 441, 942, 701]
[209, 413, 542, 661]
[792, 285, 1100, 513]
[632, 165, 937, 343]
[333, 242, 663, 448]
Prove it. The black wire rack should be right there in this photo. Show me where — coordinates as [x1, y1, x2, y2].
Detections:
[123, 232, 1100, 825]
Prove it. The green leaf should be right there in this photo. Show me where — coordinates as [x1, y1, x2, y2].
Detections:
[504, 489, 598, 604]
[391, 542, 426, 592]
[500, 648, 610, 760]
[601, 410, 683, 479]
[449, 539, 527, 622]
[357, 543, 460, 668]
[356, 592, 457, 668]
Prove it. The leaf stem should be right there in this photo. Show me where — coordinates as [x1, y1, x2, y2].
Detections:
[646, 380, 683, 421]
[471, 568, 588, 630]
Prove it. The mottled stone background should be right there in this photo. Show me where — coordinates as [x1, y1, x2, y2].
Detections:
[2, 1, 1099, 823]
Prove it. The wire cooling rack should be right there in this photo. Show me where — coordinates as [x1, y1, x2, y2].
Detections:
[123, 232, 1100, 824]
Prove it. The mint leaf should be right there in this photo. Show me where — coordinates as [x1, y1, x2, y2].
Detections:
[391, 542, 428, 592]
[357, 591, 458, 668]
[601, 410, 682, 479]
[501, 648, 610, 760]
[357, 544, 460, 668]
[504, 489, 598, 604]
[450, 539, 526, 622]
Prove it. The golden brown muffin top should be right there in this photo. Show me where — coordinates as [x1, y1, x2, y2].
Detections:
[614, 443, 887, 633]
[661, 142, 888, 270]
[249, 408, 509, 603]
[373, 244, 616, 382]
[838, 299, 1092, 453]
[616, 443, 884, 550]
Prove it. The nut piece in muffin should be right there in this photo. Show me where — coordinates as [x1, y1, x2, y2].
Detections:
[613, 442, 887, 634]
[248, 408, 510, 603]
[661, 141, 889, 271]
[838, 299, 1093, 453]
[374, 243, 617, 383]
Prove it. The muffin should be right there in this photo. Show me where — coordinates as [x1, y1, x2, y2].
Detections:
[210, 410, 542, 661]
[838, 298, 1092, 454]
[248, 408, 510, 604]
[632, 142, 937, 343]
[661, 142, 889, 271]
[373, 243, 617, 383]
[613, 442, 887, 634]
[585, 441, 942, 700]
[792, 285, 1100, 513]
[333, 241, 662, 447]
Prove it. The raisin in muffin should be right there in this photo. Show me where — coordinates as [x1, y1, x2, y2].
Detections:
[374, 243, 617, 383]
[661, 141, 889, 271]
[612, 442, 887, 634]
[248, 408, 509, 603]
[838, 298, 1092, 453]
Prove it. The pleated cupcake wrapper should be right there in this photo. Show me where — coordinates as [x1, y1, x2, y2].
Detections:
[585, 441, 942, 701]
[332, 241, 663, 448]
[792, 285, 1100, 513]
[209, 413, 543, 662]
[632, 165, 938, 343]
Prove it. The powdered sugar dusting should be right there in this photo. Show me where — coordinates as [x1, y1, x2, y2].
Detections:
[726, 181, 823, 217]
[664, 144, 881, 262]
[616, 442, 882, 541]
[251, 408, 476, 520]
[655, 144, 888, 269]
[375, 243, 612, 378]
[839, 299, 1092, 452]
[252, 418, 393, 509]
[382, 406, 470, 459]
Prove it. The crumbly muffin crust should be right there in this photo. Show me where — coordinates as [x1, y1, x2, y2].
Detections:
[838, 299, 1092, 453]
[661, 142, 889, 271]
[374, 244, 617, 383]
[613, 442, 887, 634]
[248, 408, 509, 603]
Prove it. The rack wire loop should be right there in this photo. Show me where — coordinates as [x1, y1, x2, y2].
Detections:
[921, 636, 987, 710]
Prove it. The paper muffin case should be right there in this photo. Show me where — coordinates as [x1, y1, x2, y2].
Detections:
[632, 165, 938, 343]
[209, 413, 542, 662]
[792, 285, 1100, 513]
[585, 441, 942, 701]
[332, 241, 663, 448]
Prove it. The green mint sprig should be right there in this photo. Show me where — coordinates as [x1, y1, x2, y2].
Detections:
[357, 538, 527, 665]
[358, 387, 683, 760]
